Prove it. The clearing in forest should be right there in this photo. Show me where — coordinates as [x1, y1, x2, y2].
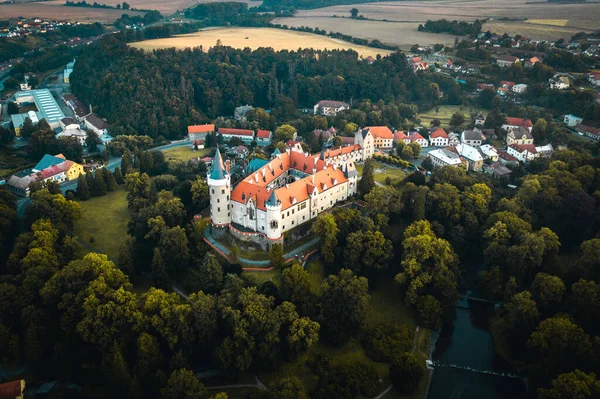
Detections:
[131, 27, 393, 58]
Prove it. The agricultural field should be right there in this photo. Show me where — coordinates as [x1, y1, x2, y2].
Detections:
[73, 186, 129, 260]
[483, 21, 585, 42]
[417, 105, 483, 129]
[271, 17, 460, 50]
[0, 2, 144, 22]
[131, 27, 393, 58]
[281, 0, 598, 43]
[162, 146, 210, 162]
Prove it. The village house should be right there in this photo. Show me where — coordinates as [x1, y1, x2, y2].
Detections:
[427, 148, 467, 169]
[474, 113, 486, 126]
[313, 100, 350, 116]
[564, 114, 583, 127]
[191, 139, 205, 150]
[256, 129, 273, 146]
[502, 117, 533, 133]
[535, 144, 554, 158]
[525, 57, 542, 68]
[234, 105, 253, 121]
[362, 126, 393, 150]
[188, 124, 215, 141]
[409, 132, 428, 147]
[507, 144, 537, 163]
[84, 113, 109, 137]
[588, 72, 600, 87]
[512, 84, 528, 94]
[393, 131, 409, 145]
[477, 83, 495, 92]
[497, 149, 519, 166]
[506, 126, 534, 146]
[479, 144, 499, 162]
[447, 132, 460, 146]
[218, 128, 255, 143]
[496, 55, 520, 67]
[575, 124, 600, 140]
[483, 162, 512, 180]
[428, 128, 449, 147]
[62, 94, 90, 122]
[454, 143, 483, 171]
[234, 145, 250, 159]
[549, 74, 570, 90]
[409, 56, 429, 72]
[461, 130, 483, 147]
[312, 129, 335, 148]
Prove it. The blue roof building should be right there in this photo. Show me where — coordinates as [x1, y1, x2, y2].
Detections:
[12, 89, 65, 135]
[247, 158, 268, 174]
[33, 154, 65, 172]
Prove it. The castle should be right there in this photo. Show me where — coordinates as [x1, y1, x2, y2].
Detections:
[207, 129, 374, 246]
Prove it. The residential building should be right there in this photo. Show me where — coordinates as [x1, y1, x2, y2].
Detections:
[11, 89, 65, 135]
[461, 130, 483, 147]
[549, 74, 570, 90]
[474, 113, 486, 126]
[217, 128, 255, 143]
[500, 80, 515, 88]
[7, 171, 37, 197]
[8, 153, 83, 196]
[57, 127, 87, 146]
[455, 143, 483, 171]
[428, 148, 467, 169]
[210, 141, 369, 245]
[497, 149, 519, 166]
[256, 130, 273, 146]
[312, 129, 334, 147]
[234, 145, 249, 159]
[502, 117, 533, 133]
[409, 132, 428, 147]
[84, 113, 109, 137]
[588, 72, 600, 87]
[535, 144, 553, 158]
[59, 117, 79, 131]
[496, 55, 520, 67]
[313, 100, 350, 116]
[409, 56, 429, 72]
[64, 160, 84, 181]
[483, 162, 512, 180]
[507, 144, 537, 163]
[512, 84, 528, 93]
[575, 124, 600, 140]
[191, 139, 205, 149]
[393, 131, 409, 145]
[479, 144, 499, 161]
[362, 126, 393, 150]
[497, 87, 510, 96]
[563, 114, 583, 127]
[448, 132, 460, 146]
[428, 128, 449, 147]
[62, 94, 90, 121]
[525, 57, 542, 68]
[506, 126, 534, 145]
[477, 83, 495, 91]
[234, 105, 253, 120]
[188, 124, 214, 141]
[354, 129, 375, 159]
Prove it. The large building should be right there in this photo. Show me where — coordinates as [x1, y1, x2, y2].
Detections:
[208, 134, 371, 246]
[314, 100, 350, 116]
[11, 89, 65, 135]
[361, 126, 392, 150]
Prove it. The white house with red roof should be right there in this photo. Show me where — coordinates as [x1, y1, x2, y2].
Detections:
[525, 57, 542, 68]
[409, 56, 429, 72]
[188, 124, 214, 141]
[507, 144, 537, 163]
[313, 100, 350, 116]
[429, 128, 449, 147]
[362, 126, 393, 150]
[502, 117, 533, 133]
[496, 55, 520, 67]
[218, 128, 255, 143]
[393, 131, 409, 145]
[256, 129, 272, 145]
[409, 132, 428, 147]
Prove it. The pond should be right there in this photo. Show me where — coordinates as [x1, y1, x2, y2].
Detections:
[427, 296, 528, 399]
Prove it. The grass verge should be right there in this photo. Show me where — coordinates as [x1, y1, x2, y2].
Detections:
[162, 146, 210, 162]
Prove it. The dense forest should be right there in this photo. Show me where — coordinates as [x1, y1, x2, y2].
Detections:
[184, 2, 277, 26]
[418, 19, 484, 37]
[70, 34, 454, 140]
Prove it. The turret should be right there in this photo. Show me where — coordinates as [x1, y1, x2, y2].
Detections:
[265, 190, 282, 240]
[207, 148, 231, 226]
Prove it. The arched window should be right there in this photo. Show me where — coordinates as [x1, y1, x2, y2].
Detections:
[270, 220, 278, 229]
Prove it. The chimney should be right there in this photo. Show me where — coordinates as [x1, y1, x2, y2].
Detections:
[225, 160, 231, 173]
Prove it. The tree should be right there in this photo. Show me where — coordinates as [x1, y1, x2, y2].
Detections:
[531, 273, 565, 313]
[312, 213, 339, 264]
[401, 145, 413, 160]
[102, 147, 110, 163]
[151, 248, 169, 290]
[191, 178, 210, 212]
[274, 124, 296, 143]
[409, 141, 421, 158]
[160, 369, 208, 399]
[114, 166, 125, 185]
[118, 237, 136, 277]
[122, 1, 130, 9]
[389, 353, 425, 395]
[396, 140, 406, 156]
[102, 341, 132, 398]
[281, 263, 314, 316]
[449, 112, 466, 130]
[76, 173, 90, 200]
[350, 7, 359, 18]
[271, 377, 309, 399]
[532, 118, 548, 142]
[121, 150, 133, 174]
[126, 172, 151, 210]
[430, 119, 441, 127]
[363, 323, 412, 363]
[104, 168, 118, 191]
[321, 269, 370, 346]
[269, 243, 284, 268]
[344, 122, 358, 136]
[57, 136, 83, 161]
[538, 370, 600, 399]
[7, 101, 19, 115]
[198, 253, 223, 293]
[91, 170, 108, 197]
[86, 131, 98, 153]
[577, 238, 600, 282]
[344, 230, 392, 276]
[358, 159, 375, 197]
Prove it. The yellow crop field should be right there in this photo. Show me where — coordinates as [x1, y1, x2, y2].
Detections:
[525, 19, 569, 27]
[131, 27, 393, 58]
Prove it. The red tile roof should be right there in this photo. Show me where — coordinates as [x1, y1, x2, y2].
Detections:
[218, 128, 254, 137]
[394, 131, 408, 141]
[505, 117, 533, 128]
[497, 149, 518, 162]
[256, 130, 272, 139]
[366, 126, 393, 139]
[409, 132, 425, 141]
[509, 144, 537, 154]
[429, 128, 448, 139]
[188, 124, 214, 134]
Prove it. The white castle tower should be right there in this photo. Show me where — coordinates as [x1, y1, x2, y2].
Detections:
[207, 148, 231, 227]
[265, 190, 282, 240]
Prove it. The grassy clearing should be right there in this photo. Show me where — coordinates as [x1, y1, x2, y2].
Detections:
[73, 186, 129, 260]
[357, 161, 407, 185]
[418, 105, 482, 129]
[162, 147, 210, 163]
[242, 269, 281, 287]
[525, 19, 568, 26]
[131, 27, 393, 58]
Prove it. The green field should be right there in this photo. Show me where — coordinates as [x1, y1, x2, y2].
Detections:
[0, 147, 34, 178]
[73, 186, 129, 260]
[417, 105, 484, 129]
[357, 161, 407, 185]
[162, 146, 210, 162]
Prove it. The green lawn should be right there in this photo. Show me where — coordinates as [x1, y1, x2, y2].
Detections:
[73, 186, 129, 260]
[0, 146, 35, 178]
[418, 105, 484, 129]
[357, 161, 407, 185]
[162, 146, 210, 162]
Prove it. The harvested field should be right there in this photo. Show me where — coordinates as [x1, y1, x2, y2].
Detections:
[131, 27, 393, 58]
[41, 0, 262, 15]
[271, 17, 460, 49]
[0, 2, 144, 22]
[525, 19, 568, 27]
[484, 21, 585, 41]
[287, 0, 599, 41]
